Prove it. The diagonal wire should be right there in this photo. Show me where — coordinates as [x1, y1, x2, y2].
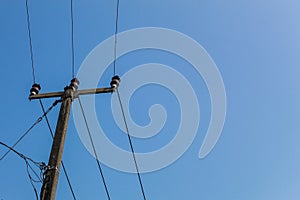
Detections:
[113, 0, 120, 76]
[0, 141, 38, 163]
[0, 141, 46, 200]
[0, 100, 60, 161]
[25, 0, 76, 199]
[0, 119, 40, 161]
[25, 0, 36, 83]
[39, 100, 77, 200]
[77, 96, 111, 200]
[70, 0, 75, 78]
[116, 89, 147, 200]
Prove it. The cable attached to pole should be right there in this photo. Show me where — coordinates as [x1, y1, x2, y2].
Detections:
[25, 0, 36, 83]
[70, 0, 75, 78]
[116, 89, 147, 200]
[111, 0, 147, 198]
[78, 96, 111, 200]
[0, 141, 46, 200]
[0, 100, 60, 161]
[24, 1, 78, 199]
[113, 0, 120, 76]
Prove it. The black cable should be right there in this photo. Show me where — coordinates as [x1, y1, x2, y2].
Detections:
[116, 89, 147, 200]
[27, 161, 43, 183]
[0, 119, 40, 161]
[25, 0, 36, 83]
[77, 97, 111, 200]
[0, 100, 60, 161]
[39, 100, 77, 200]
[70, 0, 75, 78]
[25, 160, 39, 200]
[24, 0, 76, 199]
[113, 0, 120, 76]
[0, 141, 31, 161]
[0, 141, 46, 200]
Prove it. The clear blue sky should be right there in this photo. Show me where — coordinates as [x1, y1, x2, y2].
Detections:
[1, 0, 300, 199]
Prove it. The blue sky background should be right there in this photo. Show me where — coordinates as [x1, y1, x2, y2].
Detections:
[1, 0, 300, 199]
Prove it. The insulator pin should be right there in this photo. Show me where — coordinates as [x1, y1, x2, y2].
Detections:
[70, 78, 80, 90]
[110, 75, 120, 89]
[30, 83, 41, 96]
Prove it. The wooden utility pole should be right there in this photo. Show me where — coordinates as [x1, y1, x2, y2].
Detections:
[29, 76, 120, 200]
[39, 85, 74, 200]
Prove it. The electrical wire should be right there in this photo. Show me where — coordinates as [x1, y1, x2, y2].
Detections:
[0, 100, 60, 161]
[116, 89, 147, 200]
[112, 0, 147, 198]
[25, 0, 36, 83]
[26, 159, 40, 200]
[77, 96, 111, 200]
[0, 141, 46, 200]
[113, 0, 120, 76]
[70, 0, 75, 78]
[24, 0, 78, 199]
[0, 142, 44, 167]
[39, 100, 77, 200]
[25, 1, 73, 198]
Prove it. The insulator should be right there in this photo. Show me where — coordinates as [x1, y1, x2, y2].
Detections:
[110, 75, 120, 88]
[30, 83, 41, 96]
[70, 78, 80, 90]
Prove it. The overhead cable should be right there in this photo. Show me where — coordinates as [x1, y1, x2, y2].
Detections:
[113, 0, 120, 75]
[0, 100, 60, 161]
[0, 141, 46, 200]
[78, 97, 111, 200]
[116, 89, 147, 200]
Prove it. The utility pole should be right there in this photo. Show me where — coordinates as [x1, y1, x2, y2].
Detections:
[39, 84, 74, 200]
[29, 76, 120, 200]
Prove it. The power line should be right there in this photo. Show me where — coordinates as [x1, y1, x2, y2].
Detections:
[70, 0, 75, 78]
[116, 89, 147, 200]
[39, 100, 77, 200]
[24, 1, 77, 198]
[0, 141, 44, 167]
[113, 0, 120, 76]
[0, 141, 46, 200]
[112, 1, 147, 198]
[77, 97, 111, 200]
[25, 0, 36, 83]
[24, 0, 77, 198]
[25, 159, 42, 200]
[0, 100, 60, 161]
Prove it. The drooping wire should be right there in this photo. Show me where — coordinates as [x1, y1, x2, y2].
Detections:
[0, 141, 47, 200]
[70, 0, 75, 78]
[25, 0, 36, 83]
[0, 142, 45, 172]
[77, 97, 111, 200]
[25, 159, 41, 200]
[113, 0, 120, 76]
[39, 100, 77, 200]
[116, 89, 147, 200]
[0, 100, 60, 161]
